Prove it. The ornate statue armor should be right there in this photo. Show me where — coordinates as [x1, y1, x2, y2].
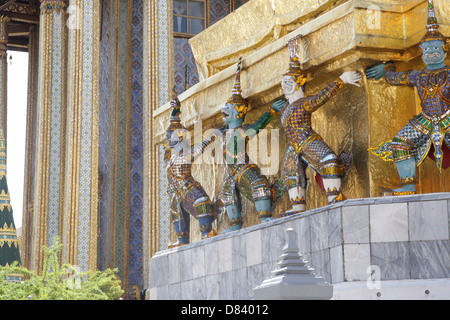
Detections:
[368, 0, 449, 195]
[278, 35, 356, 212]
[385, 66, 450, 171]
[165, 90, 219, 247]
[219, 57, 284, 231]
[220, 121, 274, 220]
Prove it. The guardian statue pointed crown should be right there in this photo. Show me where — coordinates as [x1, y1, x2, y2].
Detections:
[420, 0, 448, 47]
[226, 57, 248, 118]
[284, 34, 307, 88]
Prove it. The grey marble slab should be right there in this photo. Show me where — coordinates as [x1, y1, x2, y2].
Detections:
[192, 245, 206, 279]
[219, 271, 234, 300]
[311, 248, 331, 283]
[205, 274, 221, 300]
[409, 200, 449, 241]
[232, 234, 247, 270]
[261, 261, 277, 281]
[179, 247, 193, 282]
[168, 282, 181, 300]
[247, 264, 262, 300]
[371, 242, 410, 280]
[343, 205, 369, 244]
[149, 254, 168, 287]
[343, 243, 371, 281]
[410, 240, 450, 279]
[156, 285, 169, 300]
[261, 224, 285, 263]
[330, 245, 344, 284]
[370, 203, 408, 243]
[310, 210, 330, 252]
[245, 230, 262, 267]
[168, 251, 181, 284]
[233, 268, 249, 300]
[329, 208, 342, 247]
[180, 279, 193, 300]
[192, 277, 207, 300]
[292, 215, 311, 254]
[218, 238, 233, 274]
[204, 241, 219, 276]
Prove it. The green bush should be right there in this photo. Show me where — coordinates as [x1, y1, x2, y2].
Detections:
[0, 238, 124, 300]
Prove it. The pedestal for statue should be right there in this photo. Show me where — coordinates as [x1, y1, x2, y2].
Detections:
[253, 228, 333, 300]
[147, 193, 450, 300]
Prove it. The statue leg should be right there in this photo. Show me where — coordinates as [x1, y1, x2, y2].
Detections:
[283, 146, 307, 213]
[288, 187, 306, 212]
[319, 152, 347, 203]
[223, 203, 243, 233]
[221, 176, 243, 234]
[386, 124, 421, 195]
[301, 138, 347, 204]
[392, 157, 416, 193]
[170, 205, 190, 248]
[194, 197, 217, 239]
[255, 198, 274, 223]
[234, 164, 274, 223]
[322, 177, 345, 203]
[249, 172, 274, 223]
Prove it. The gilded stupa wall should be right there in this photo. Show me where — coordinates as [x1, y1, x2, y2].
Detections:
[152, 0, 450, 245]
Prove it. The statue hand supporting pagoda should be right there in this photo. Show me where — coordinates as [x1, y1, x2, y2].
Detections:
[270, 99, 288, 113]
[339, 71, 363, 87]
[365, 63, 387, 81]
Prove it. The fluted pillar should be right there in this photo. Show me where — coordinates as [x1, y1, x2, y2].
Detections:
[0, 15, 9, 152]
[143, 0, 165, 289]
[31, 0, 67, 273]
[62, 0, 100, 272]
[22, 25, 40, 270]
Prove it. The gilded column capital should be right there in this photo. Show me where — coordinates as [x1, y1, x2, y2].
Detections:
[40, 0, 67, 13]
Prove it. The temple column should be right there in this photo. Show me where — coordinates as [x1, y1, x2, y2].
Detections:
[22, 25, 39, 270]
[0, 15, 9, 152]
[31, 0, 67, 273]
[62, 0, 100, 272]
[143, 0, 168, 290]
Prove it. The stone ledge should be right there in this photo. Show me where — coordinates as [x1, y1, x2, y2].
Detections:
[332, 278, 450, 300]
[147, 193, 450, 300]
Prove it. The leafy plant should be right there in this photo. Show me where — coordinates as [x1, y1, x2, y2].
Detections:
[0, 237, 123, 300]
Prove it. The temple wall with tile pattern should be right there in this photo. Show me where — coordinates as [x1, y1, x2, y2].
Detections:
[147, 193, 450, 300]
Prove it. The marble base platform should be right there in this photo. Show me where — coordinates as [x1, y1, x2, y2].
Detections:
[147, 193, 450, 300]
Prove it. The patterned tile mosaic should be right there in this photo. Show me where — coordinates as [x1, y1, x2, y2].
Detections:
[173, 37, 199, 95]
[209, 0, 231, 26]
[98, 0, 111, 272]
[129, 0, 145, 292]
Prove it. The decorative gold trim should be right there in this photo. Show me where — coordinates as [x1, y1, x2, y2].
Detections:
[381, 190, 416, 196]
[22, 25, 39, 270]
[400, 176, 416, 186]
[89, 0, 101, 272]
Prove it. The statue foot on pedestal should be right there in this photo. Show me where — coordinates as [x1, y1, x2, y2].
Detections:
[201, 229, 217, 239]
[379, 186, 415, 197]
[329, 192, 346, 204]
[221, 224, 242, 234]
[168, 240, 189, 249]
[260, 216, 275, 223]
[280, 208, 305, 218]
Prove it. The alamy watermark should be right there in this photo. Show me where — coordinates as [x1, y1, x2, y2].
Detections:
[167, 121, 280, 176]
[366, 5, 381, 30]
[366, 265, 381, 290]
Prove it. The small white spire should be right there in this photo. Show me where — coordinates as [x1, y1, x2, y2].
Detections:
[253, 228, 333, 300]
